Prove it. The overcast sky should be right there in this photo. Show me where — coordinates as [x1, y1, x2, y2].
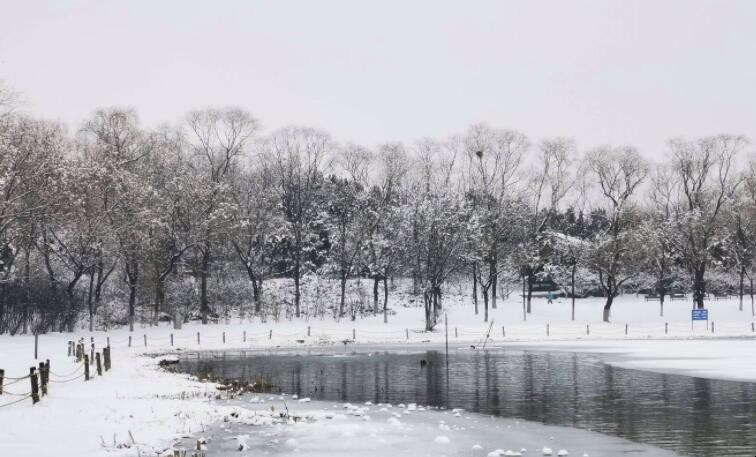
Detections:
[1, 0, 755, 158]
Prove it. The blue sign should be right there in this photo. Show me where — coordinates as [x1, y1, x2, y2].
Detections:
[692, 309, 708, 321]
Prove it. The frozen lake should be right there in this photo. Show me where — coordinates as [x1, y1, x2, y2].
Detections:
[177, 347, 756, 456]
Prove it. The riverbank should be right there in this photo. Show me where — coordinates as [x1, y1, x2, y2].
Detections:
[1, 294, 755, 455]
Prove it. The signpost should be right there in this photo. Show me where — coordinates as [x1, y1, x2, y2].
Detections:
[692, 309, 709, 331]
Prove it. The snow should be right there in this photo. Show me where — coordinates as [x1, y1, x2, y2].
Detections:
[1, 291, 754, 455]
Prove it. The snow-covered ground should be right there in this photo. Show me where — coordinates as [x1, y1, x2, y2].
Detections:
[1, 292, 755, 456]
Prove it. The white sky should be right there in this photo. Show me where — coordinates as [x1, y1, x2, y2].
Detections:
[1, 0, 755, 158]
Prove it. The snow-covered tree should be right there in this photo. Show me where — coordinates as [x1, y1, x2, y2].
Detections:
[583, 146, 648, 322]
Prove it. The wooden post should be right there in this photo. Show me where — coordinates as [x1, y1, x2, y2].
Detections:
[222, 332, 226, 344]
[243, 330, 246, 342]
[83, 355, 90, 381]
[34, 333, 38, 360]
[665, 322, 668, 334]
[586, 324, 590, 335]
[90, 343, 95, 364]
[143, 334, 147, 347]
[30, 367, 39, 404]
[269, 329, 272, 340]
[170, 334, 174, 346]
[455, 327, 458, 338]
[106, 336, 110, 347]
[352, 328, 356, 340]
[96, 353, 102, 376]
[38, 362, 46, 396]
[625, 323, 628, 335]
[0, 368, 4, 395]
[197, 332, 200, 345]
[44, 360, 50, 394]
[104, 347, 111, 371]
[406, 328, 409, 340]
[547, 324, 550, 336]
[502, 326, 505, 337]
[68, 341, 72, 357]
[128, 336, 132, 347]
[308, 326, 311, 337]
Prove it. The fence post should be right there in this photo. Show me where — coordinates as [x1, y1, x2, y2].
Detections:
[502, 326, 505, 337]
[106, 337, 110, 347]
[665, 322, 668, 334]
[222, 332, 226, 344]
[0, 368, 4, 394]
[30, 367, 39, 404]
[547, 324, 550, 337]
[83, 355, 90, 381]
[197, 332, 200, 345]
[308, 326, 311, 337]
[67, 341, 72, 357]
[243, 330, 246, 342]
[586, 324, 590, 336]
[96, 353, 102, 376]
[455, 327, 458, 338]
[44, 360, 50, 394]
[406, 328, 409, 340]
[104, 347, 111, 371]
[711, 321, 715, 333]
[128, 336, 132, 347]
[269, 329, 272, 340]
[170, 334, 174, 346]
[34, 333, 38, 360]
[625, 323, 628, 335]
[38, 362, 46, 396]
[143, 334, 147, 347]
[352, 329, 356, 340]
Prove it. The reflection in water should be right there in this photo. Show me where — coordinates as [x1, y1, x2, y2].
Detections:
[178, 349, 756, 457]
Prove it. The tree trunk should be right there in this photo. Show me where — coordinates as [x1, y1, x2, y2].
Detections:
[482, 286, 489, 323]
[87, 273, 95, 332]
[657, 269, 666, 317]
[252, 278, 261, 313]
[22, 245, 31, 334]
[472, 263, 478, 315]
[526, 273, 534, 314]
[383, 275, 389, 324]
[602, 293, 614, 322]
[127, 263, 139, 332]
[339, 270, 347, 318]
[570, 265, 576, 321]
[693, 265, 706, 310]
[424, 289, 432, 331]
[293, 257, 301, 318]
[373, 276, 380, 314]
[199, 252, 210, 324]
[751, 276, 755, 317]
[490, 257, 498, 310]
[739, 266, 745, 311]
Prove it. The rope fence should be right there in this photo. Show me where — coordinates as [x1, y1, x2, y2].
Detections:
[1, 340, 114, 408]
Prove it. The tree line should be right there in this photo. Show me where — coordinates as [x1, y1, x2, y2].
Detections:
[1, 83, 754, 334]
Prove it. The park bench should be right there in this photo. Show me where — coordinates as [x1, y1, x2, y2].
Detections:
[644, 294, 661, 301]
[670, 293, 687, 301]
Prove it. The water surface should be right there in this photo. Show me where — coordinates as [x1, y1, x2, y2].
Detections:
[177, 348, 756, 456]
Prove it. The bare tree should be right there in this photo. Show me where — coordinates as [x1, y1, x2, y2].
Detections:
[263, 127, 330, 318]
[186, 107, 257, 324]
[517, 138, 574, 315]
[460, 124, 527, 322]
[584, 146, 648, 322]
[669, 135, 747, 310]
